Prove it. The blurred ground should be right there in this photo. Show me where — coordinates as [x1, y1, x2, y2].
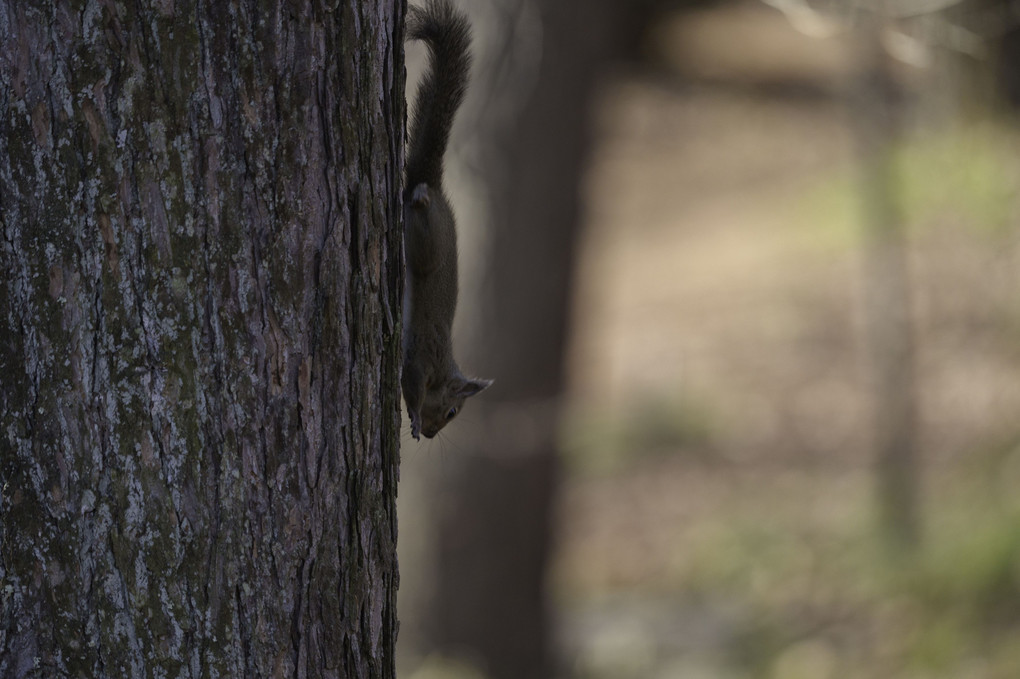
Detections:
[555, 4, 1020, 679]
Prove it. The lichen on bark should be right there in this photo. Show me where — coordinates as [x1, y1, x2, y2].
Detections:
[1, 2, 404, 677]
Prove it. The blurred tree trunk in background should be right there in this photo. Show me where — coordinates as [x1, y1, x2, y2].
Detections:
[0, 2, 403, 676]
[998, 24, 1020, 110]
[423, 0, 624, 677]
[853, 8, 920, 550]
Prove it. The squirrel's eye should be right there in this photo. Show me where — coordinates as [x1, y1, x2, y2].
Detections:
[446, 407, 458, 420]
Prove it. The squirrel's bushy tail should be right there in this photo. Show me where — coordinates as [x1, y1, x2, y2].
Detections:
[406, 0, 471, 190]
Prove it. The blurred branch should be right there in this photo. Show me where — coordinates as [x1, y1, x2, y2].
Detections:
[885, 0, 970, 18]
[761, 0, 846, 37]
[760, 0, 1018, 66]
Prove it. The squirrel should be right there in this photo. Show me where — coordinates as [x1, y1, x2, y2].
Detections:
[402, 0, 492, 440]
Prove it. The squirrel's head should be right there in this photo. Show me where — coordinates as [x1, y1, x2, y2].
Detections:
[419, 371, 493, 439]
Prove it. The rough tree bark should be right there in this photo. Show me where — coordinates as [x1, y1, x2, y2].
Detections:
[0, 2, 404, 677]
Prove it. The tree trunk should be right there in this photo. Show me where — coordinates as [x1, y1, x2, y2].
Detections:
[998, 24, 1020, 111]
[853, 8, 920, 550]
[426, 1, 623, 677]
[0, 2, 404, 677]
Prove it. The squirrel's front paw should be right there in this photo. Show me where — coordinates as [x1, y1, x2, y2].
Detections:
[410, 183, 431, 209]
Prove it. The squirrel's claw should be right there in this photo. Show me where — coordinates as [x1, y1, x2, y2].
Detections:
[409, 410, 422, 441]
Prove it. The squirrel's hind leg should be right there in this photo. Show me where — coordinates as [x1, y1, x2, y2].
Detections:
[403, 184, 440, 275]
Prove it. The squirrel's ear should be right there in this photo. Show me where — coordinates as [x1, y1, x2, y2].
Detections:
[457, 377, 493, 398]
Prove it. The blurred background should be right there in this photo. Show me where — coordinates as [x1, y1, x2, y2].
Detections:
[398, 1, 1020, 678]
